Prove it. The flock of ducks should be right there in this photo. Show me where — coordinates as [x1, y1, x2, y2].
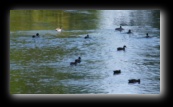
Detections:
[115, 25, 150, 38]
[114, 25, 150, 84]
[32, 27, 62, 38]
[31, 25, 150, 84]
[69, 34, 90, 66]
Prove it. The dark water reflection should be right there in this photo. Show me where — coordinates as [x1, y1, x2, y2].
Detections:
[10, 10, 160, 94]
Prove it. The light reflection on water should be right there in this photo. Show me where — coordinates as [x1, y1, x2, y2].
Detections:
[10, 10, 160, 94]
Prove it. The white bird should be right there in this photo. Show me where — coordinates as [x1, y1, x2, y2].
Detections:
[56, 27, 62, 32]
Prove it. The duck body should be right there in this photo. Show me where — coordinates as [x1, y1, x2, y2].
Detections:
[70, 60, 78, 66]
[113, 70, 121, 75]
[127, 30, 132, 34]
[84, 34, 89, 39]
[56, 27, 62, 32]
[128, 79, 140, 84]
[146, 33, 150, 38]
[115, 26, 124, 31]
[76, 57, 81, 63]
[117, 45, 126, 51]
[36, 33, 39, 37]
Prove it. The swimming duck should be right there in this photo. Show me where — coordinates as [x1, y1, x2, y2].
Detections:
[76, 57, 81, 63]
[127, 29, 132, 34]
[113, 70, 121, 75]
[128, 79, 140, 84]
[115, 26, 124, 31]
[146, 33, 149, 38]
[70, 60, 78, 66]
[56, 27, 62, 32]
[32, 33, 39, 38]
[84, 34, 89, 39]
[117, 45, 126, 51]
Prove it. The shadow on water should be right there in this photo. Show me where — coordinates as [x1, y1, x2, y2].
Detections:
[10, 10, 160, 94]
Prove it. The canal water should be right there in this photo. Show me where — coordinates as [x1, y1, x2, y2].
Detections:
[10, 10, 160, 94]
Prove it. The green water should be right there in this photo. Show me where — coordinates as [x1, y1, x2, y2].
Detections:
[10, 10, 100, 31]
[10, 10, 101, 94]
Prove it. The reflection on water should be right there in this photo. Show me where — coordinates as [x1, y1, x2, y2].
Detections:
[10, 10, 99, 31]
[10, 10, 160, 94]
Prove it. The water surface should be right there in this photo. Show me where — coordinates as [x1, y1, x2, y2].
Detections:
[10, 10, 160, 94]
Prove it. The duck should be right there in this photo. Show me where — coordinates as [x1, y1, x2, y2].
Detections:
[146, 33, 150, 38]
[84, 34, 89, 39]
[117, 45, 126, 51]
[128, 79, 140, 84]
[127, 29, 132, 34]
[75, 57, 81, 63]
[113, 70, 121, 75]
[70, 60, 78, 66]
[36, 33, 39, 37]
[32, 33, 39, 38]
[32, 35, 36, 38]
[115, 26, 124, 31]
[56, 27, 62, 32]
